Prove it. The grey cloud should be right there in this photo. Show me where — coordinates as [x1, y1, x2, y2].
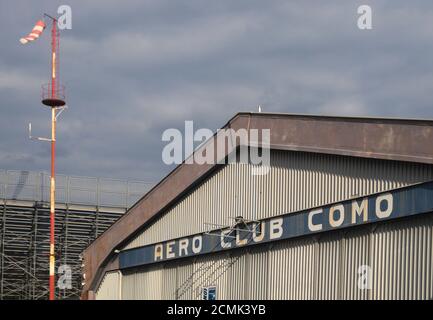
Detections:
[1, 0, 433, 182]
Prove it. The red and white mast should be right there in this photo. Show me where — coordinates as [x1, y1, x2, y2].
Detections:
[22, 13, 67, 300]
[42, 13, 66, 301]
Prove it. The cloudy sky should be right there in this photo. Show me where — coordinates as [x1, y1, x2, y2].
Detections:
[1, 1, 433, 182]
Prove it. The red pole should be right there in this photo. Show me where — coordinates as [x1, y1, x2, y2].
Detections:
[49, 19, 57, 301]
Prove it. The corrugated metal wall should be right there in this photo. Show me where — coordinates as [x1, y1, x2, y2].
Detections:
[121, 266, 162, 300]
[115, 150, 433, 299]
[341, 228, 371, 299]
[123, 151, 433, 250]
[95, 271, 121, 300]
[246, 247, 268, 299]
[371, 215, 433, 299]
[268, 238, 316, 299]
[119, 213, 433, 300]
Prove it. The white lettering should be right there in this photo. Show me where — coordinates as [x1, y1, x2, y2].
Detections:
[184, 121, 194, 164]
[358, 265, 372, 290]
[57, 5, 72, 30]
[166, 241, 175, 259]
[376, 193, 393, 219]
[269, 218, 283, 239]
[193, 128, 214, 165]
[192, 235, 202, 254]
[154, 244, 163, 261]
[308, 209, 323, 232]
[329, 204, 345, 228]
[352, 198, 368, 223]
[57, 264, 72, 289]
[179, 239, 188, 256]
[252, 222, 265, 242]
[357, 5, 373, 30]
[162, 129, 183, 165]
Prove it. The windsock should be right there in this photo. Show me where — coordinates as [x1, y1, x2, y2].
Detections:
[20, 20, 46, 44]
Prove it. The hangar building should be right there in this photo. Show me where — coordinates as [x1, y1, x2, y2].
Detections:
[82, 113, 433, 300]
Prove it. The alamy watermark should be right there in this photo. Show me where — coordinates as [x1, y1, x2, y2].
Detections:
[357, 264, 372, 290]
[162, 121, 271, 175]
[357, 5, 373, 30]
[57, 264, 72, 290]
[57, 5, 72, 30]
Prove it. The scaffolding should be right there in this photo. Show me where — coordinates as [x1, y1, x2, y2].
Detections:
[0, 170, 153, 299]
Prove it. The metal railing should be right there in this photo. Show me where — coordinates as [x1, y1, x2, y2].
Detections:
[41, 81, 66, 102]
[0, 170, 154, 208]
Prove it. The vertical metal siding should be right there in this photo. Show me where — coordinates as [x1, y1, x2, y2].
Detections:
[175, 262, 194, 300]
[122, 266, 162, 300]
[315, 234, 341, 299]
[117, 212, 433, 300]
[268, 238, 316, 300]
[123, 151, 433, 250]
[191, 253, 230, 300]
[95, 271, 121, 300]
[162, 265, 177, 300]
[116, 150, 433, 300]
[227, 253, 248, 300]
[120, 271, 135, 300]
[372, 216, 433, 300]
[247, 248, 268, 299]
[341, 228, 371, 300]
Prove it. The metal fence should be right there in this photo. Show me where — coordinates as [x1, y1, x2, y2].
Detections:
[0, 170, 154, 208]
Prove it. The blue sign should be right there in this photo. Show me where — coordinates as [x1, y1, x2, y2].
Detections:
[202, 286, 217, 300]
[119, 181, 433, 269]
